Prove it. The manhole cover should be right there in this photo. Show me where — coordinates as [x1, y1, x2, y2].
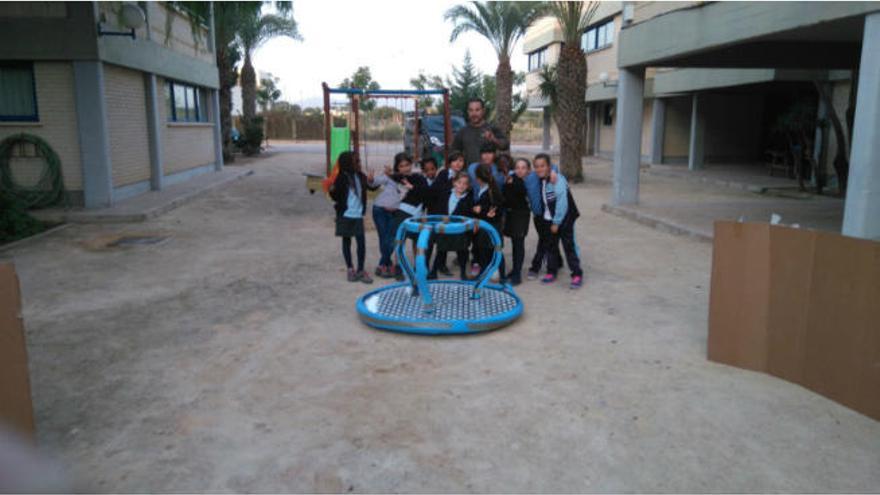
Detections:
[107, 235, 169, 247]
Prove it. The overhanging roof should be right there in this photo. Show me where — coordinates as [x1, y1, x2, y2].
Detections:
[618, 1, 879, 69]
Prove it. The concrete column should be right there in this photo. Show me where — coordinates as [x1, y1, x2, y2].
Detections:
[688, 93, 705, 171]
[650, 98, 666, 164]
[612, 67, 645, 206]
[211, 89, 224, 171]
[542, 106, 552, 151]
[585, 104, 593, 155]
[842, 12, 880, 240]
[144, 73, 163, 190]
[73, 61, 113, 209]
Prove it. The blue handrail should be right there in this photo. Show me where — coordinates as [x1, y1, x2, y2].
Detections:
[327, 88, 447, 96]
[394, 215, 503, 313]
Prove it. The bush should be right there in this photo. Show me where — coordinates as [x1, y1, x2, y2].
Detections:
[0, 194, 47, 244]
[241, 117, 264, 156]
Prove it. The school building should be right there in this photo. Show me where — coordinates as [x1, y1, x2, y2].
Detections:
[523, 1, 880, 239]
[0, 2, 223, 209]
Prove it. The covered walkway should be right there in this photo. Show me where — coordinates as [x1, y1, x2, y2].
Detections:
[613, 3, 880, 239]
[586, 158, 844, 241]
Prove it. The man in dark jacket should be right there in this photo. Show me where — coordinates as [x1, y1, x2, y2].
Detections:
[452, 98, 509, 165]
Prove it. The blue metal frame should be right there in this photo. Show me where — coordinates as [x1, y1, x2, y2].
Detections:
[326, 87, 447, 96]
[356, 215, 524, 335]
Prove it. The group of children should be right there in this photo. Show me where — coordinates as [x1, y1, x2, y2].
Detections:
[328, 144, 584, 290]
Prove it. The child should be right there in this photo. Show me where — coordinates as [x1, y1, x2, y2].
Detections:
[370, 156, 403, 279]
[391, 153, 427, 223]
[329, 151, 375, 284]
[502, 158, 532, 285]
[472, 164, 506, 282]
[426, 152, 466, 276]
[467, 144, 506, 194]
[419, 157, 441, 274]
[534, 154, 583, 289]
[429, 172, 474, 280]
[422, 157, 439, 184]
[436, 152, 466, 193]
[467, 144, 505, 277]
[496, 153, 513, 184]
[525, 154, 563, 280]
[390, 153, 428, 280]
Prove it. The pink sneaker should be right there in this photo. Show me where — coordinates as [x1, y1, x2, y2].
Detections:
[541, 274, 556, 284]
[570, 275, 583, 289]
[470, 263, 481, 277]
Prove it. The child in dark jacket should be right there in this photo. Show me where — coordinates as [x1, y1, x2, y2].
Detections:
[387, 153, 428, 280]
[534, 155, 583, 289]
[425, 152, 466, 277]
[329, 151, 377, 284]
[430, 171, 474, 280]
[502, 158, 532, 285]
[472, 164, 506, 281]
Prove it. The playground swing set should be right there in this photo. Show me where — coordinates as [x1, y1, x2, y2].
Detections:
[307, 82, 524, 336]
[305, 83, 453, 195]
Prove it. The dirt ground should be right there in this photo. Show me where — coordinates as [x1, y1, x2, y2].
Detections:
[5, 145, 879, 492]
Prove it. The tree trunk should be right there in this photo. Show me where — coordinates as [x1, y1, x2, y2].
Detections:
[814, 81, 848, 194]
[556, 45, 587, 183]
[495, 56, 513, 142]
[217, 45, 236, 162]
[241, 52, 257, 123]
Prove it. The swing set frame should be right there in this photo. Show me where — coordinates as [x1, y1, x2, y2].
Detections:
[321, 82, 453, 174]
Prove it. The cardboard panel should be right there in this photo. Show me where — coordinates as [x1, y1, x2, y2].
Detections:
[707, 222, 770, 371]
[0, 262, 35, 437]
[708, 221, 880, 421]
[802, 232, 880, 420]
[765, 226, 814, 384]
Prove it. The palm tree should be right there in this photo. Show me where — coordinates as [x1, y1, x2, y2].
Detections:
[546, 1, 598, 182]
[238, 3, 301, 123]
[213, 2, 258, 160]
[445, 1, 544, 139]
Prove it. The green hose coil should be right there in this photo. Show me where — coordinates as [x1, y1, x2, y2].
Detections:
[0, 133, 66, 209]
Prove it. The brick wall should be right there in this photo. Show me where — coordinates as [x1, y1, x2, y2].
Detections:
[157, 77, 215, 175]
[103, 64, 151, 187]
[0, 62, 82, 192]
[147, 3, 213, 64]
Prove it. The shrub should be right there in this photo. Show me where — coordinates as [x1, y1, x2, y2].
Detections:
[241, 117, 265, 156]
[0, 194, 47, 244]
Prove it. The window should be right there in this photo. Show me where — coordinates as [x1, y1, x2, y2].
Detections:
[0, 62, 38, 122]
[166, 80, 208, 122]
[581, 19, 614, 52]
[527, 47, 548, 72]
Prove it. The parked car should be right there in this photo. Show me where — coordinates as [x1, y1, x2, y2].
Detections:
[404, 113, 466, 165]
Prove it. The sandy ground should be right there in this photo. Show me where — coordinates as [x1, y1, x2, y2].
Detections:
[4, 145, 879, 492]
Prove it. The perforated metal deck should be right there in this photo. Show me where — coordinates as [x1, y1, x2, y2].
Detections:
[357, 281, 522, 335]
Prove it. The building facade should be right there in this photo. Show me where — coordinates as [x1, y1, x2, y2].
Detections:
[522, 1, 880, 239]
[523, 2, 871, 174]
[0, 2, 223, 209]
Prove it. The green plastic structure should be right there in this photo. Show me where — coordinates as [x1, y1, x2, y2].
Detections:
[329, 127, 350, 175]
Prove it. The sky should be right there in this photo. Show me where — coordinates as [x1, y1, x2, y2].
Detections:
[251, 0, 528, 108]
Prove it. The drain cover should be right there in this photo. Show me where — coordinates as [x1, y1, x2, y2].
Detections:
[107, 235, 168, 247]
